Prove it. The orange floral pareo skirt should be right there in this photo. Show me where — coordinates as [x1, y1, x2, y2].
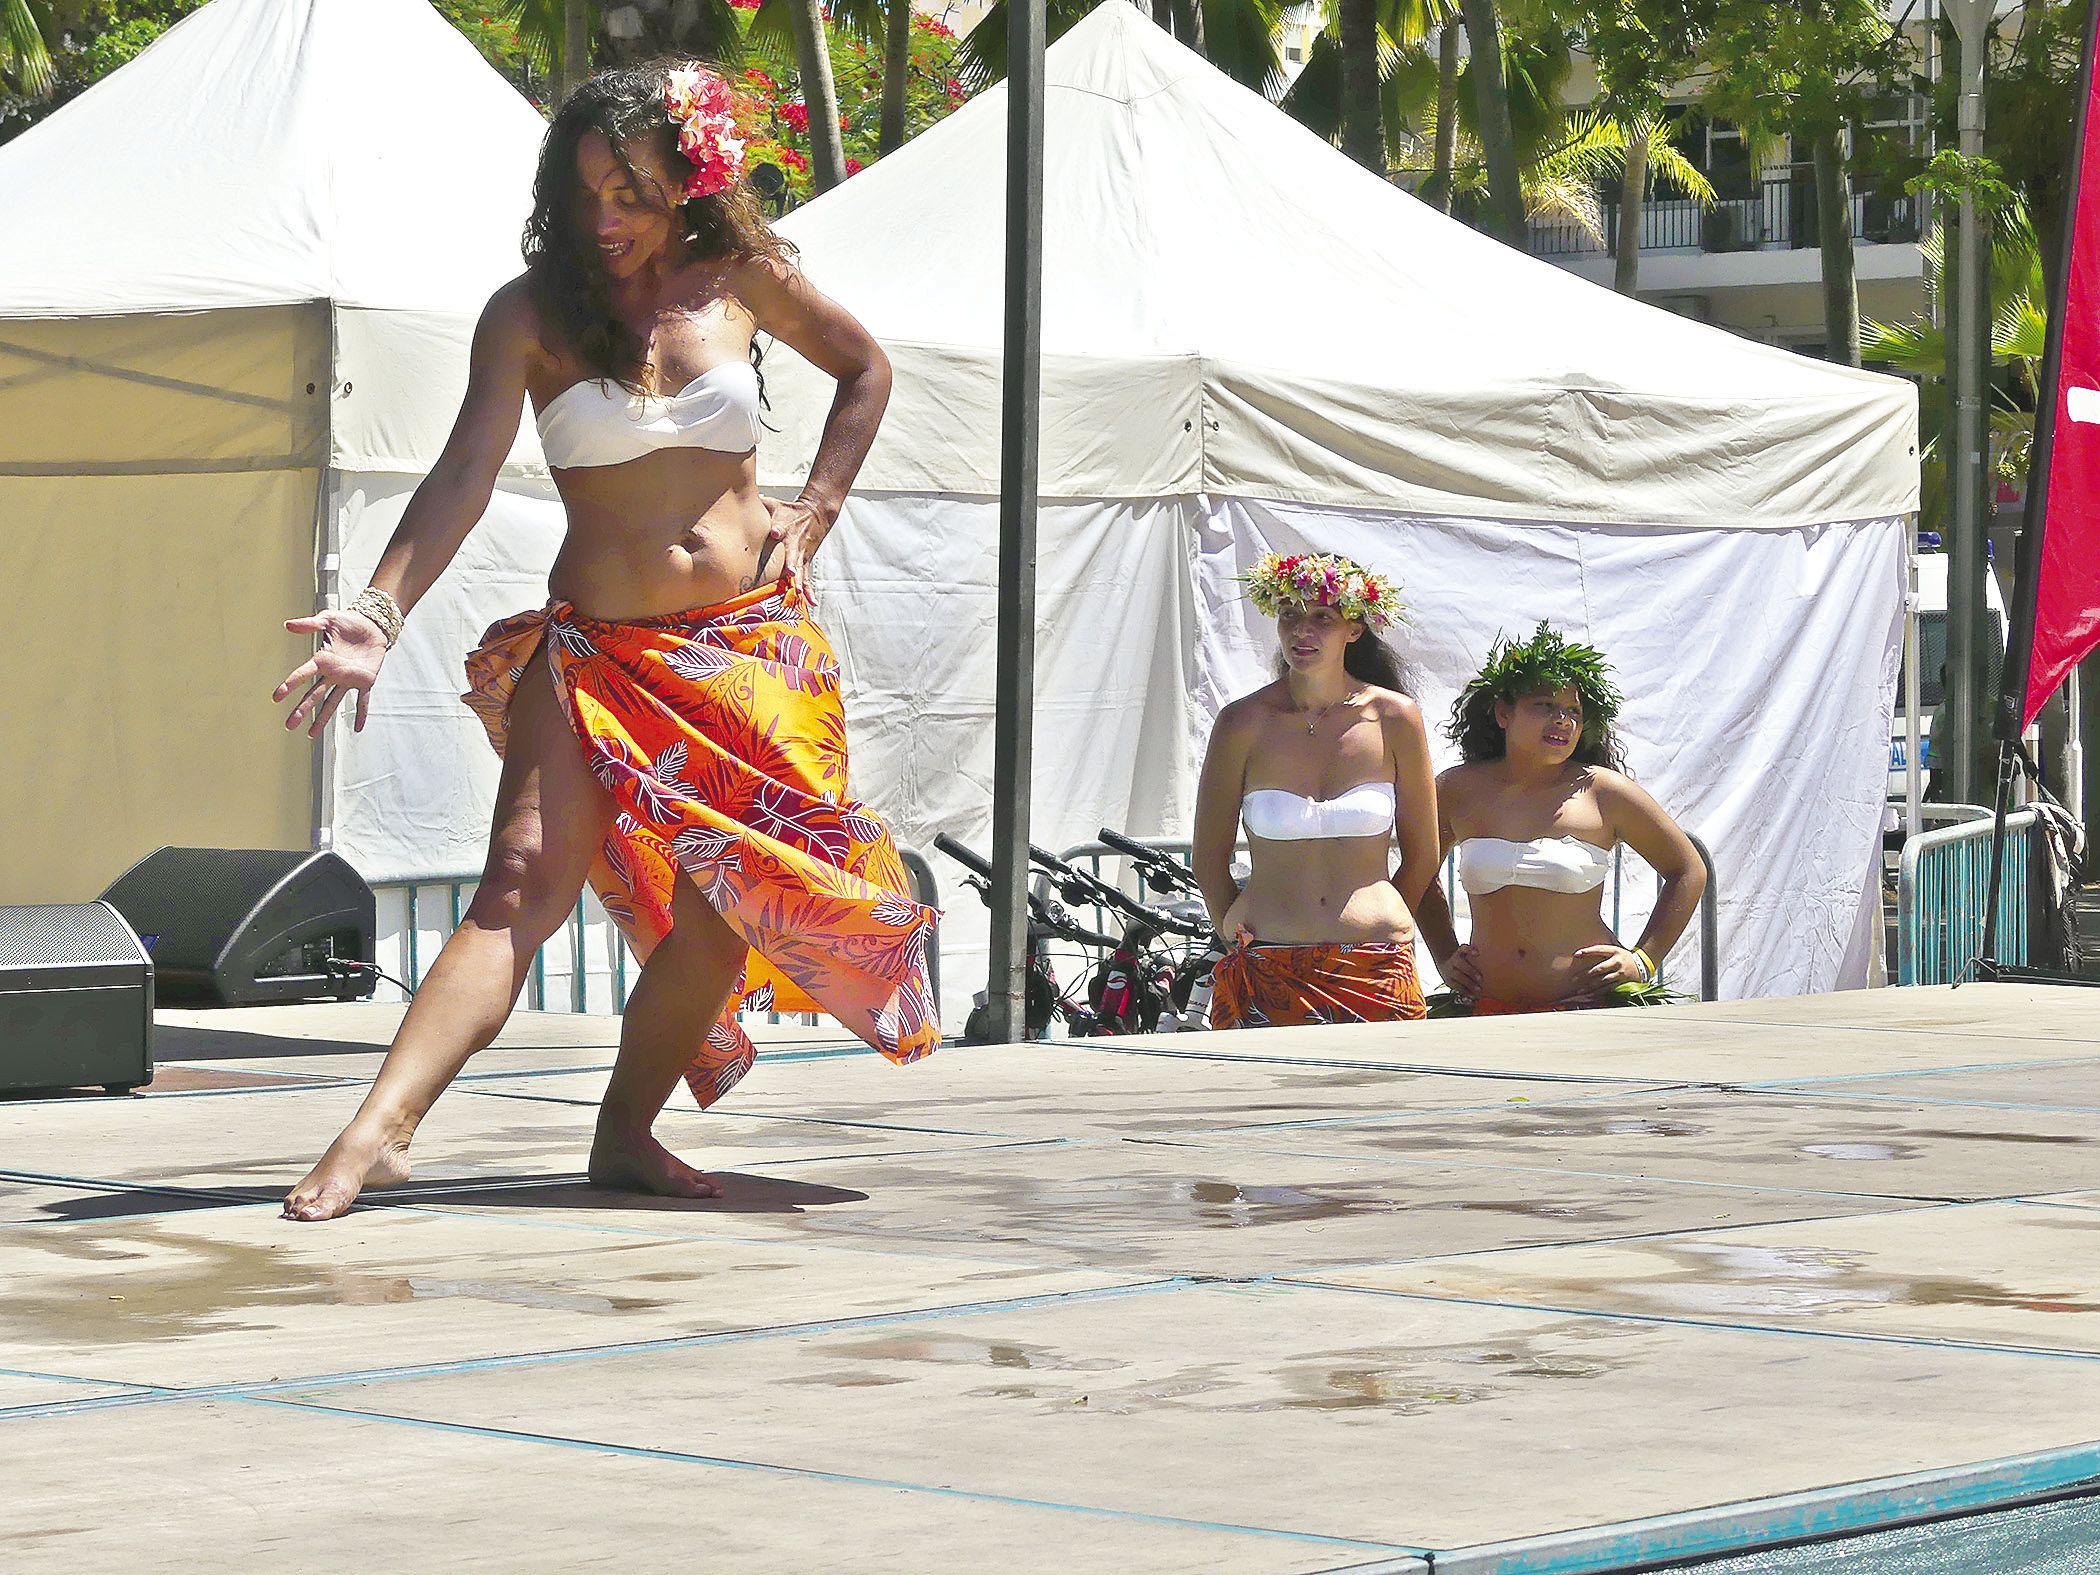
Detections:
[462, 575, 940, 1108]
[1210, 940, 1427, 1029]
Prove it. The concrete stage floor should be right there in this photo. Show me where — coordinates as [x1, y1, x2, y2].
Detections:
[4, 984, 2100, 1573]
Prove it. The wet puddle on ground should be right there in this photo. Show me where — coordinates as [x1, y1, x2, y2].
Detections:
[1507, 1241, 2098, 1319]
[2, 1227, 665, 1344]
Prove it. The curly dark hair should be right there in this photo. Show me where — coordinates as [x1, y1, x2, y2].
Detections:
[1449, 684, 1624, 770]
[522, 62, 795, 391]
[1447, 624, 1626, 770]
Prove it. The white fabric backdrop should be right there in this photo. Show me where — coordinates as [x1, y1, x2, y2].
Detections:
[1194, 497, 1907, 999]
[329, 472, 565, 883]
[329, 482, 1903, 1017]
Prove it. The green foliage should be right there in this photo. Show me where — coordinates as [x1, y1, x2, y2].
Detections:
[735, 9, 969, 201]
[1699, 0, 1915, 148]
[0, 0, 202, 144]
[1285, 0, 1569, 176]
[1863, 203, 2047, 507]
[2, 0, 55, 96]
[959, 0, 1284, 96]
[1906, 149, 2018, 215]
[1459, 620, 1626, 725]
[432, 0, 543, 101]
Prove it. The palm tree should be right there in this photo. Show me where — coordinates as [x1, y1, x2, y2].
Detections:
[782, 0, 849, 188]
[879, 0, 911, 153]
[1282, 0, 1451, 180]
[1865, 204, 2048, 527]
[505, 0, 743, 79]
[1604, 112, 1714, 294]
[1338, 0, 1383, 171]
[2, 0, 54, 97]
[751, 0, 912, 161]
[959, 0, 1283, 96]
[1458, 0, 1521, 244]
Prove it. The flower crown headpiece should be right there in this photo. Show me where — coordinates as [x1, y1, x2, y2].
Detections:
[1242, 551, 1402, 632]
[1459, 621, 1625, 730]
[664, 67, 747, 200]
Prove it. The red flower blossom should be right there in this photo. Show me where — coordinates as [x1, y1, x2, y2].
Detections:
[780, 148, 810, 173]
[780, 101, 810, 134]
[846, 157, 864, 175]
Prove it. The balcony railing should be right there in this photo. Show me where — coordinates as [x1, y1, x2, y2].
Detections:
[1527, 175, 1922, 259]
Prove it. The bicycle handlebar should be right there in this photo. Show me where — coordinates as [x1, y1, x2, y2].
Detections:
[1030, 843, 1212, 939]
[934, 835, 1122, 950]
[1096, 828, 1205, 893]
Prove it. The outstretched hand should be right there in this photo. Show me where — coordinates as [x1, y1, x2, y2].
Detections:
[274, 609, 389, 737]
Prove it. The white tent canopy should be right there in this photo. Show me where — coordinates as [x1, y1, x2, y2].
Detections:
[0, 0, 1916, 1015]
[762, 2, 1914, 529]
[759, 2, 1918, 1005]
[0, 0, 560, 903]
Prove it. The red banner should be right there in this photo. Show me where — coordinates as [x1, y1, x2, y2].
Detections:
[2021, 4, 2100, 726]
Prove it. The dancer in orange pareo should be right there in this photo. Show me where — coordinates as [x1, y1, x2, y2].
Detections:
[273, 63, 935, 1221]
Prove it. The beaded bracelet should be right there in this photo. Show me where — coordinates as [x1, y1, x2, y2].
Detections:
[346, 586, 404, 648]
[1633, 947, 1658, 984]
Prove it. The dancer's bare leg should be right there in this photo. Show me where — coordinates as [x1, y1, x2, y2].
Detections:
[283, 657, 614, 1221]
[588, 872, 749, 1199]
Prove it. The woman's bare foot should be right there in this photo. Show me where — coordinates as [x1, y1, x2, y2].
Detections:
[282, 1122, 414, 1222]
[588, 1124, 719, 1199]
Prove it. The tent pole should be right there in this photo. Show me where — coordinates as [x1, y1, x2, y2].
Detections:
[311, 304, 341, 854]
[311, 465, 339, 853]
[1944, 0, 1990, 807]
[1905, 549, 1923, 841]
[984, 0, 1045, 1043]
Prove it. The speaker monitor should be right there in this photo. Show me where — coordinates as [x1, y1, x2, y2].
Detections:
[0, 902, 153, 1094]
[100, 847, 377, 1007]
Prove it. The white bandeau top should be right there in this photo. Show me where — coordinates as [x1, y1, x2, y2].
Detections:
[1241, 781, 1396, 842]
[1458, 835, 1612, 896]
[536, 361, 762, 469]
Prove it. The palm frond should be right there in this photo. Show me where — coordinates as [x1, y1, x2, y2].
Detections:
[2, 0, 55, 97]
[1860, 314, 1943, 377]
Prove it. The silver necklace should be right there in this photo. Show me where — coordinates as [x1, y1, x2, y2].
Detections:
[1300, 687, 1365, 736]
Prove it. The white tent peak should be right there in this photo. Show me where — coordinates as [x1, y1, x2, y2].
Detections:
[770, 0, 1917, 527]
[0, 0, 548, 317]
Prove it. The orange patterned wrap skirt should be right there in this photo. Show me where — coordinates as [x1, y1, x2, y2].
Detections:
[1210, 940, 1427, 1029]
[462, 575, 940, 1108]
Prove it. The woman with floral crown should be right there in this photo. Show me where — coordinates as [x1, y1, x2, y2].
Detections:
[273, 64, 937, 1221]
[1415, 623, 1706, 1014]
[1192, 552, 1440, 1028]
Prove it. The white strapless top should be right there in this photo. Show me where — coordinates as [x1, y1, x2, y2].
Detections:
[536, 361, 762, 469]
[1241, 781, 1396, 842]
[1459, 836, 1612, 895]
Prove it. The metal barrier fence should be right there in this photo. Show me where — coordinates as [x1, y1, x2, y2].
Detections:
[1897, 809, 2038, 986]
[1052, 832, 1720, 1001]
[370, 846, 941, 1015]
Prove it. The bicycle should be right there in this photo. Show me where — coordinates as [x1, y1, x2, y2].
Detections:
[934, 833, 1121, 1041]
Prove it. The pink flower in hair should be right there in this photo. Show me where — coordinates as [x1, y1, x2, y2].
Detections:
[663, 67, 746, 199]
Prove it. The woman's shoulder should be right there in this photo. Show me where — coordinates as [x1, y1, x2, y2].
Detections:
[1216, 686, 1285, 733]
[1359, 687, 1425, 727]
[1577, 763, 1636, 798]
[483, 273, 540, 329]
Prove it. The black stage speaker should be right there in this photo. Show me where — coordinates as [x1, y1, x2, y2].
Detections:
[0, 903, 153, 1094]
[100, 847, 377, 1007]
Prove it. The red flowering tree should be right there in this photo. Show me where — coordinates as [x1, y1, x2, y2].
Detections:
[736, 9, 972, 203]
